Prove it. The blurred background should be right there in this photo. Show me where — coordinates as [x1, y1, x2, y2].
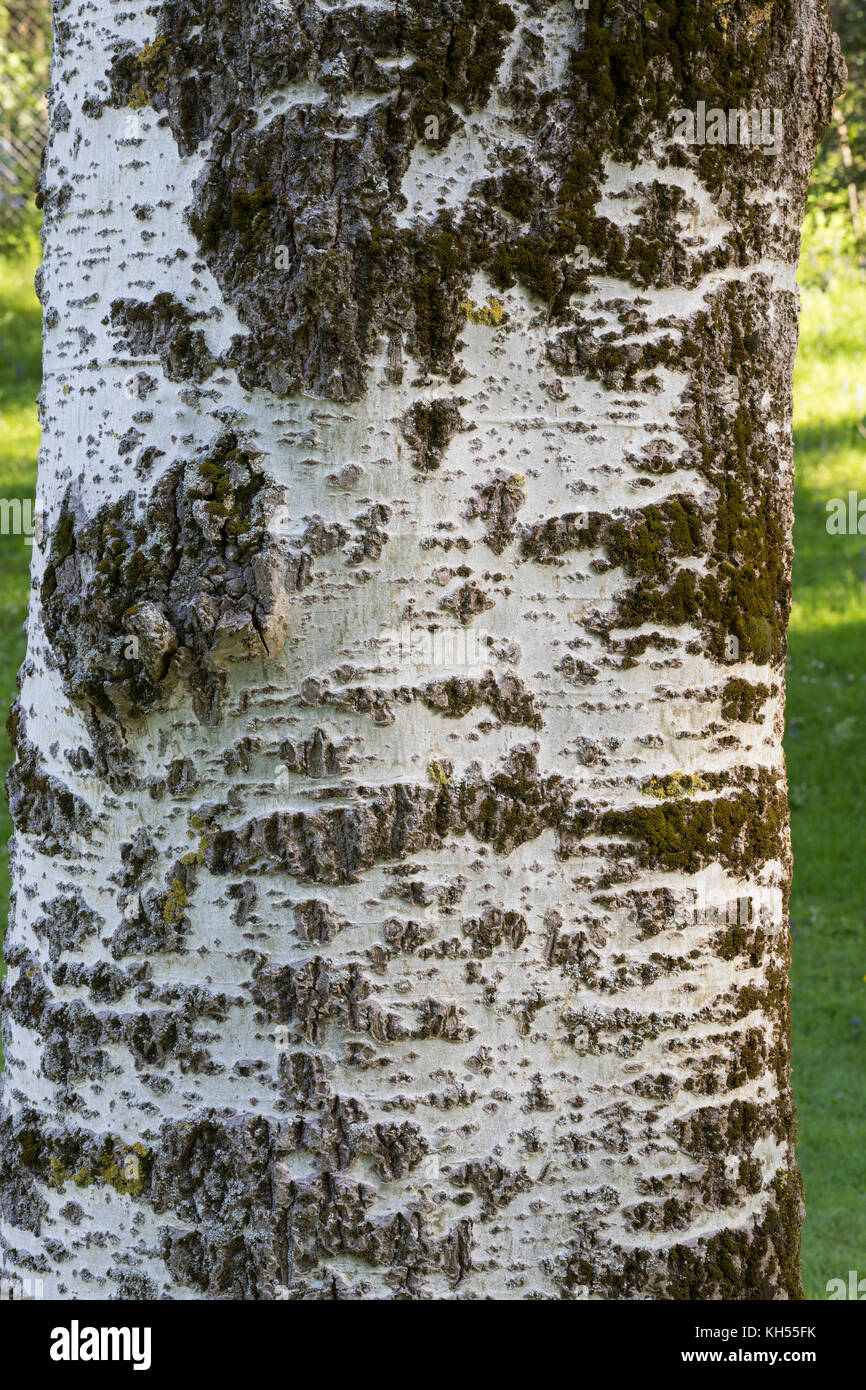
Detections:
[0, 1, 862, 1299]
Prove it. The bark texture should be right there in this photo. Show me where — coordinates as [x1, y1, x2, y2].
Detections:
[1, 0, 843, 1299]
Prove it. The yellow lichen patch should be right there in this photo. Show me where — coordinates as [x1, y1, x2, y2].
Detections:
[461, 296, 505, 326]
[428, 760, 451, 788]
[49, 1156, 69, 1190]
[49, 1140, 151, 1196]
[747, 1, 775, 35]
[161, 877, 189, 923]
[644, 772, 710, 800]
[136, 35, 170, 65]
[713, 0, 774, 36]
[134, 35, 170, 91]
[99, 1140, 150, 1196]
[186, 813, 212, 863]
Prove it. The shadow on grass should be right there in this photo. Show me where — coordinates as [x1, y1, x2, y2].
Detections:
[788, 456, 866, 1296]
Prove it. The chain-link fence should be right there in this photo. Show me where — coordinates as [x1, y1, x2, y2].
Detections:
[0, 1, 50, 239]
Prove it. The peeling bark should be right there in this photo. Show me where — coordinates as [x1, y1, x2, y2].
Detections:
[1, 0, 843, 1299]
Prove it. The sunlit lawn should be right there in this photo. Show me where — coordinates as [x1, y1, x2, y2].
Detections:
[790, 259, 866, 1298]
[0, 226, 863, 1297]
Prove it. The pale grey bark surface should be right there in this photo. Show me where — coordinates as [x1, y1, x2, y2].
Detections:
[0, 0, 842, 1299]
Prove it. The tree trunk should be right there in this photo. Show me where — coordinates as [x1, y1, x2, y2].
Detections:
[1, 0, 843, 1300]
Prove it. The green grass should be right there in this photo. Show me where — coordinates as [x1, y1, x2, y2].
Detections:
[790, 257, 866, 1299]
[0, 226, 863, 1298]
